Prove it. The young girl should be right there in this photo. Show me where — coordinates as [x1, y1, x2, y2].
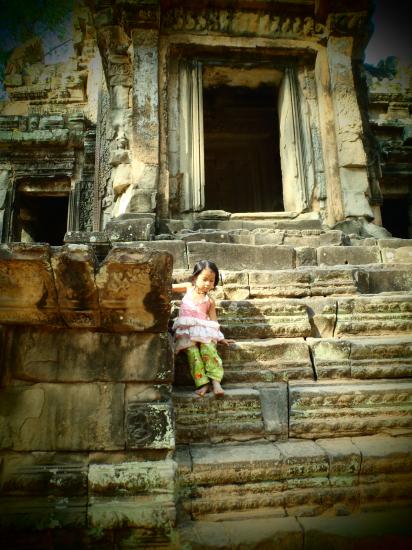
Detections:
[172, 260, 234, 397]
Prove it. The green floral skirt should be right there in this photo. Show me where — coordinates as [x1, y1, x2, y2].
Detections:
[185, 343, 224, 387]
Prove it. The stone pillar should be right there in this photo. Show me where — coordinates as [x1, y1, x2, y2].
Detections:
[327, 36, 374, 220]
[0, 170, 10, 242]
[408, 185, 412, 239]
[315, 47, 344, 226]
[126, 27, 160, 215]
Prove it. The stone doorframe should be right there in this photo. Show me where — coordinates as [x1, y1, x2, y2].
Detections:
[166, 53, 320, 216]
[3, 176, 75, 243]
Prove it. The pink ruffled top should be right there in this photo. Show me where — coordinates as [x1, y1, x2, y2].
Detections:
[173, 288, 225, 354]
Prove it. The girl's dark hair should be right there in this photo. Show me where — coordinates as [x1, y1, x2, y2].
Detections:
[191, 259, 219, 288]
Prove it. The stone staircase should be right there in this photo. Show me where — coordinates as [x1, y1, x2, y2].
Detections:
[155, 219, 412, 546]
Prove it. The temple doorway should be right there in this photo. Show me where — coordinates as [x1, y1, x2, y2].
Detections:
[203, 83, 283, 212]
[11, 181, 70, 245]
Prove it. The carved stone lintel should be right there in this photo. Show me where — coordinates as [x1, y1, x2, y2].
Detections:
[162, 7, 326, 38]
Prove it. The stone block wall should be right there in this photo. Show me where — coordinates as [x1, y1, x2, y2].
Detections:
[0, 243, 176, 541]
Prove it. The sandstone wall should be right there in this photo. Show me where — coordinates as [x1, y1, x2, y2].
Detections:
[0, 244, 176, 542]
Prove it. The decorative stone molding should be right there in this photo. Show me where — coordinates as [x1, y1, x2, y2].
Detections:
[326, 11, 369, 36]
[0, 242, 172, 331]
[162, 7, 326, 39]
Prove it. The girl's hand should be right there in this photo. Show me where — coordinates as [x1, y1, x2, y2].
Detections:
[220, 338, 236, 346]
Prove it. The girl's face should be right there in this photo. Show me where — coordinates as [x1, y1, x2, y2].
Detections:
[194, 267, 216, 293]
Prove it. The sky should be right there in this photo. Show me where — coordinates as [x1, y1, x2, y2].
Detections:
[365, 1, 411, 65]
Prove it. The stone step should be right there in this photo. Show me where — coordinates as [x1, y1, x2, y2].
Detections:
[173, 386, 287, 444]
[171, 295, 412, 339]
[175, 508, 412, 549]
[289, 379, 412, 439]
[174, 338, 314, 386]
[176, 435, 412, 519]
[173, 227, 346, 247]
[173, 265, 412, 299]
[173, 379, 412, 444]
[139, 237, 412, 271]
[174, 336, 412, 386]
[309, 335, 412, 380]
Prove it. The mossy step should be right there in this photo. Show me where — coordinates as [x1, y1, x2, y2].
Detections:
[173, 386, 287, 444]
[175, 435, 412, 519]
[175, 508, 412, 549]
[174, 337, 314, 386]
[171, 295, 412, 339]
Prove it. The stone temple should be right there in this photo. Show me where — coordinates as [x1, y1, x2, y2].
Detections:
[0, 0, 411, 548]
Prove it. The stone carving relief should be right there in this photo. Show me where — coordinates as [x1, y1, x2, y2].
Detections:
[92, 19, 134, 219]
[162, 7, 326, 39]
[126, 401, 174, 449]
[327, 12, 369, 36]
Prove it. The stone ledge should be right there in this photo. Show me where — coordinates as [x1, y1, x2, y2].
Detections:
[0, 243, 172, 332]
[308, 336, 412, 379]
[289, 380, 412, 439]
[177, 435, 412, 518]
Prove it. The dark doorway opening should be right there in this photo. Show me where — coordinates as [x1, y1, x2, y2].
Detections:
[203, 84, 283, 212]
[381, 197, 409, 238]
[13, 193, 69, 245]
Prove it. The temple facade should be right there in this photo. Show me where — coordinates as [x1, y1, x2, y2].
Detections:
[1, 0, 410, 244]
[0, 1, 412, 548]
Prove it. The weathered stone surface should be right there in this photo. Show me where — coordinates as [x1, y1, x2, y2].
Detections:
[51, 244, 99, 327]
[173, 388, 265, 444]
[317, 246, 381, 266]
[88, 459, 176, 496]
[88, 494, 176, 530]
[0, 243, 61, 326]
[7, 327, 173, 383]
[252, 228, 284, 245]
[189, 442, 283, 486]
[220, 338, 314, 383]
[381, 246, 412, 264]
[187, 242, 295, 271]
[367, 268, 412, 293]
[0, 496, 87, 530]
[221, 270, 249, 300]
[105, 215, 155, 242]
[311, 268, 367, 295]
[216, 299, 311, 339]
[351, 435, 412, 475]
[319, 231, 346, 246]
[316, 438, 361, 486]
[295, 246, 317, 267]
[301, 509, 412, 550]
[349, 337, 412, 379]
[175, 338, 314, 386]
[249, 270, 311, 298]
[0, 383, 125, 451]
[378, 238, 412, 250]
[308, 339, 351, 379]
[178, 517, 303, 550]
[305, 297, 337, 337]
[260, 385, 288, 437]
[96, 245, 172, 332]
[135, 239, 188, 270]
[308, 337, 412, 379]
[179, 229, 231, 243]
[0, 244, 173, 332]
[289, 380, 412, 439]
[335, 296, 412, 336]
[126, 397, 175, 450]
[1, 452, 88, 496]
[177, 436, 412, 519]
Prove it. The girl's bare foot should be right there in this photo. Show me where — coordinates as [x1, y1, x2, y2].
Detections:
[195, 384, 210, 397]
[212, 380, 224, 397]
